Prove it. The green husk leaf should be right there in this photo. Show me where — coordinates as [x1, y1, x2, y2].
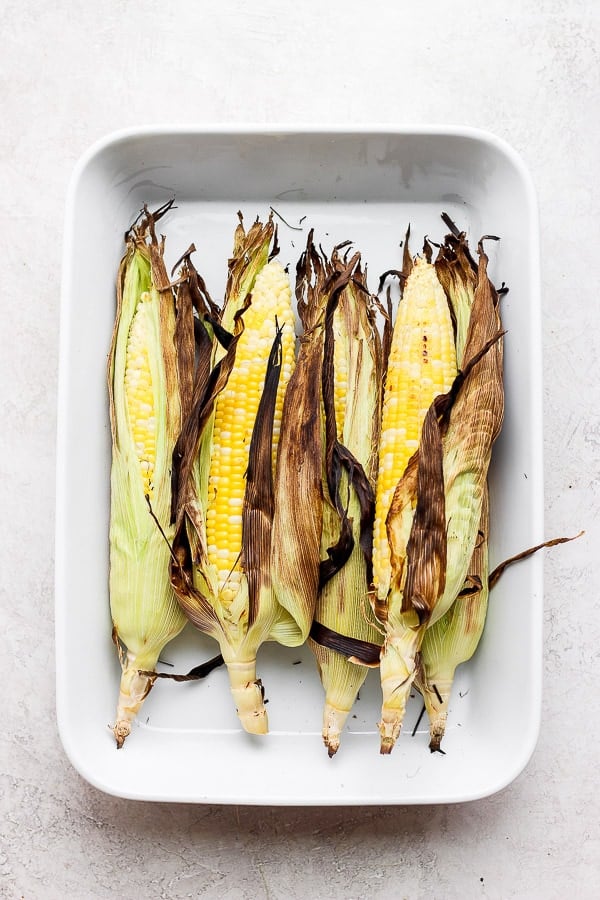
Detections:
[417, 486, 490, 752]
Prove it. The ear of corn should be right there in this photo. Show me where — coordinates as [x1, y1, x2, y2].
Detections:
[376, 226, 504, 754]
[417, 485, 489, 752]
[271, 236, 374, 661]
[373, 253, 458, 752]
[108, 203, 188, 747]
[307, 251, 384, 757]
[410, 228, 503, 750]
[170, 215, 297, 733]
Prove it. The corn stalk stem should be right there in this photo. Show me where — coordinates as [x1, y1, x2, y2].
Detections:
[420, 677, 454, 752]
[322, 701, 352, 758]
[378, 627, 422, 754]
[112, 649, 159, 748]
[223, 658, 268, 734]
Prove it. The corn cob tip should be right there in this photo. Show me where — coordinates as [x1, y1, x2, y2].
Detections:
[226, 662, 269, 735]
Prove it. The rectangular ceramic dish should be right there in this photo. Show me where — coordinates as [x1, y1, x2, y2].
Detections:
[56, 126, 542, 804]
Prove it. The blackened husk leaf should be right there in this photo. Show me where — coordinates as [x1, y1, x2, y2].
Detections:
[174, 270, 196, 423]
[242, 327, 283, 625]
[319, 452, 375, 590]
[402, 403, 447, 625]
[270, 233, 326, 637]
[309, 620, 381, 666]
[488, 532, 583, 590]
[319, 250, 375, 588]
[382, 453, 418, 624]
[170, 251, 220, 524]
[170, 303, 249, 633]
[402, 225, 414, 281]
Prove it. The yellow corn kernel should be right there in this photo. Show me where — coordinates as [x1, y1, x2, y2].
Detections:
[332, 308, 350, 438]
[373, 258, 457, 599]
[124, 291, 156, 498]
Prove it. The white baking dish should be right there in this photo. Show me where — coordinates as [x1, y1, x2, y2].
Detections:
[56, 126, 542, 804]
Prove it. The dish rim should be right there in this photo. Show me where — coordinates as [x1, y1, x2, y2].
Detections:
[56, 124, 542, 804]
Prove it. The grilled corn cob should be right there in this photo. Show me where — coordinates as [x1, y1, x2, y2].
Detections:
[271, 235, 377, 705]
[171, 215, 297, 733]
[410, 224, 488, 753]
[377, 226, 504, 753]
[307, 249, 383, 756]
[108, 202, 187, 747]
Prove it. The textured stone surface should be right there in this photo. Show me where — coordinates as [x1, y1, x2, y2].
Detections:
[1, 0, 598, 897]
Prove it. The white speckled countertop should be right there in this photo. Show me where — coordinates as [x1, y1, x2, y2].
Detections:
[1, 1, 598, 897]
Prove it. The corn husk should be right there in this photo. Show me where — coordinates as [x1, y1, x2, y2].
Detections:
[306, 245, 384, 756]
[108, 202, 188, 747]
[270, 235, 359, 645]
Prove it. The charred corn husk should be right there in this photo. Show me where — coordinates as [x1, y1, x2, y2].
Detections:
[108, 202, 188, 747]
[434, 216, 478, 367]
[270, 234, 349, 658]
[374, 252, 458, 753]
[307, 247, 383, 757]
[171, 214, 297, 733]
[428, 234, 504, 628]
[417, 486, 489, 752]
[271, 235, 380, 712]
